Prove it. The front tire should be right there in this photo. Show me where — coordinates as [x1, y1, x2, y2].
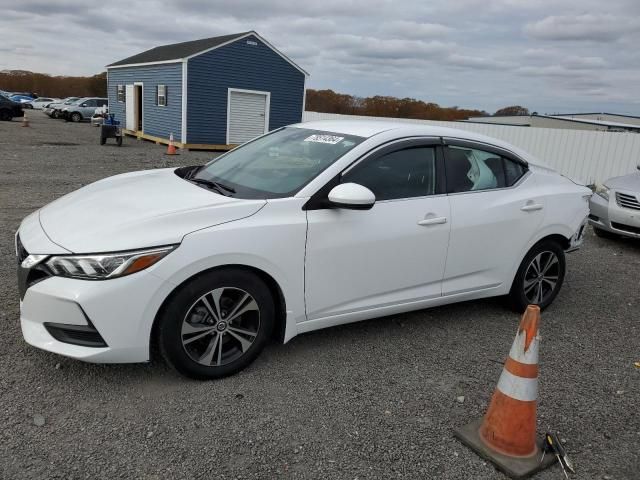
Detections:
[508, 240, 566, 312]
[71, 112, 82, 122]
[158, 269, 274, 380]
[593, 226, 618, 239]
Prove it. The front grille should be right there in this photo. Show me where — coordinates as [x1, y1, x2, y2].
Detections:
[16, 234, 28, 265]
[611, 222, 640, 235]
[44, 322, 108, 348]
[16, 234, 53, 299]
[615, 192, 640, 210]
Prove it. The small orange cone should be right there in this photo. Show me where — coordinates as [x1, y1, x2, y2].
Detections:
[22, 111, 30, 127]
[480, 305, 540, 457]
[165, 132, 178, 155]
[455, 305, 554, 479]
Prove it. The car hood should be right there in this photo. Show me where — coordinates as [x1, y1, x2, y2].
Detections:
[606, 172, 640, 192]
[38, 168, 266, 253]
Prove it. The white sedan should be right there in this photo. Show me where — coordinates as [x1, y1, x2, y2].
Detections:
[16, 121, 590, 379]
[27, 97, 60, 110]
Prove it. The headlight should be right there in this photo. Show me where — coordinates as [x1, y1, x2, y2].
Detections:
[44, 245, 176, 280]
[595, 184, 610, 201]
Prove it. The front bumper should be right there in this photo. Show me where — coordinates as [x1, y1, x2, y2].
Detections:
[20, 270, 174, 363]
[589, 192, 640, 238]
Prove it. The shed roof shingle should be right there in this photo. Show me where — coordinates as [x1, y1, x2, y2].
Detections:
[107, 32, 250, 67]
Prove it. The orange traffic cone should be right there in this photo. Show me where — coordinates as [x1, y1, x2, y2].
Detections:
[165, 132, 178, 155]
[22, 111, 29, 127]
[455, 305, 554, 479]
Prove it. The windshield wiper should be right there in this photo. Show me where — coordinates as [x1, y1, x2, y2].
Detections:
[189, 177, 236, 195]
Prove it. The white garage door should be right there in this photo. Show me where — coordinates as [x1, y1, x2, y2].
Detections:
[227, 89, 269, 144]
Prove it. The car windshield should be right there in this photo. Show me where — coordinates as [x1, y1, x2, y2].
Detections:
[192, 127, 365, 199]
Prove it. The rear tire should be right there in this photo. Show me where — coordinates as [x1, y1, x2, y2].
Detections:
[158, 269, 274, 380]
[508, 240, 566, 312]
[116, 135, 123, 147]
[0, 110, 11, 121]
[100, 136, 106, 145]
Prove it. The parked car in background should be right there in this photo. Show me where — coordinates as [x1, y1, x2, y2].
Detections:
[61, 97, 108, 122]
[10, 94, 36, 107]
[15, 121, 590, 379]
[44, 97, 80, 118]
[27, 97, 60, 110]
[589, 166, 640, 239]
[0, 94, 24, 121]
[12, 92, 38, 98]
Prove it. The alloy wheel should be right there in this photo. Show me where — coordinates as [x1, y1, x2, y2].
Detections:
[181, 287, 260, 367]
[523, 250, 559, 304]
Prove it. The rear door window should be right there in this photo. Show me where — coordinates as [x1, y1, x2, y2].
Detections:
[445, 146, 526, 193]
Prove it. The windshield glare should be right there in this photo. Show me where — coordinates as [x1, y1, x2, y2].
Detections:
[194, 127, 365, 199]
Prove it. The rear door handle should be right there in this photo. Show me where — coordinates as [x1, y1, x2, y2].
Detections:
[521, 203, 543, 212]
[418, 216, 447, 226]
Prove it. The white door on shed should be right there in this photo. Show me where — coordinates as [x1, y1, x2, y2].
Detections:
[227, 89, 269, 144]
[125, 85, 135, 131]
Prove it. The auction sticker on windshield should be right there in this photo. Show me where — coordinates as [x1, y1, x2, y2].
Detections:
[304, 134, 345, 144]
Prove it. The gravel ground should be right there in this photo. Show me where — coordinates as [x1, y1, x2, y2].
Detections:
[0, 114, 638, 479]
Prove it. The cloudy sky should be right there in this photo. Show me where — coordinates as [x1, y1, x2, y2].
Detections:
[1, 0, 639, 114]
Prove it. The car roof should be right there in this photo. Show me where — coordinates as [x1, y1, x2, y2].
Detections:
[292, 120, 552, 170]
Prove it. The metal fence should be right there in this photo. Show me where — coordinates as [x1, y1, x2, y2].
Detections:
[302, 111, 640, 185]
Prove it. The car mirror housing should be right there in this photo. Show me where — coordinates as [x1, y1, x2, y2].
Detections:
[328, 183, 376, 210]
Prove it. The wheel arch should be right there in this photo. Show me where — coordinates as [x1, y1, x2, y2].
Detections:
[149, 264, 288, 361]
[506, 231, 571, 293]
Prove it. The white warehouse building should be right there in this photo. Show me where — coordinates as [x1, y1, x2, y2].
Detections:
[464, 112, 640, 133]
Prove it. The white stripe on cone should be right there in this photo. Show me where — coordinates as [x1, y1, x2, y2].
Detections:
[508, 329, 539, 365]
[496, 368, 538, 402]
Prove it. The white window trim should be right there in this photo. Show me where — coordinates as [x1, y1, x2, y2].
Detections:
[117, 85, 125, 103]
[226, 88, 271, 145]
[157, 84, 167, 107]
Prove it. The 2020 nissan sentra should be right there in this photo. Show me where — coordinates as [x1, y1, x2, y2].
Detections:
[16, 121, 590, 379]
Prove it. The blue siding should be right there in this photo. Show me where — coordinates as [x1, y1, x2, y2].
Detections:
[187, 35, 305, 144]
[106, 63, 183, 142]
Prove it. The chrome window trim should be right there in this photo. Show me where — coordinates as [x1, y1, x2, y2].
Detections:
[445, 170, 532, 196]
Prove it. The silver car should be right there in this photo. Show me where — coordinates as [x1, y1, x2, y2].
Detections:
[44, 97, 80, 118]
[61, 97, 108, 122]
[589, 166, 640, 238]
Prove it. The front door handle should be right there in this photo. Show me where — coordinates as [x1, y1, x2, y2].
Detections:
[418, 216, 447, 226]
[521, 202, 543, 212]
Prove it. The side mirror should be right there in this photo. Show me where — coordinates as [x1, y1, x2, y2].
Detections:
[80, 103, 87, 107]
[328, 183, 375, 210]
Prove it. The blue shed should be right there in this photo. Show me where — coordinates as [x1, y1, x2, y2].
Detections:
[106, 31, 308, 149]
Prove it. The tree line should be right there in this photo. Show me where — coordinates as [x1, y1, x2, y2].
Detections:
[305, 89, 494, 121]
[0, 70, 106, 98]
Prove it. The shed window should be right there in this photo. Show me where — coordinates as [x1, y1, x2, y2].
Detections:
[117, 85, 125, 102]
[157, 85, 167, 106]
